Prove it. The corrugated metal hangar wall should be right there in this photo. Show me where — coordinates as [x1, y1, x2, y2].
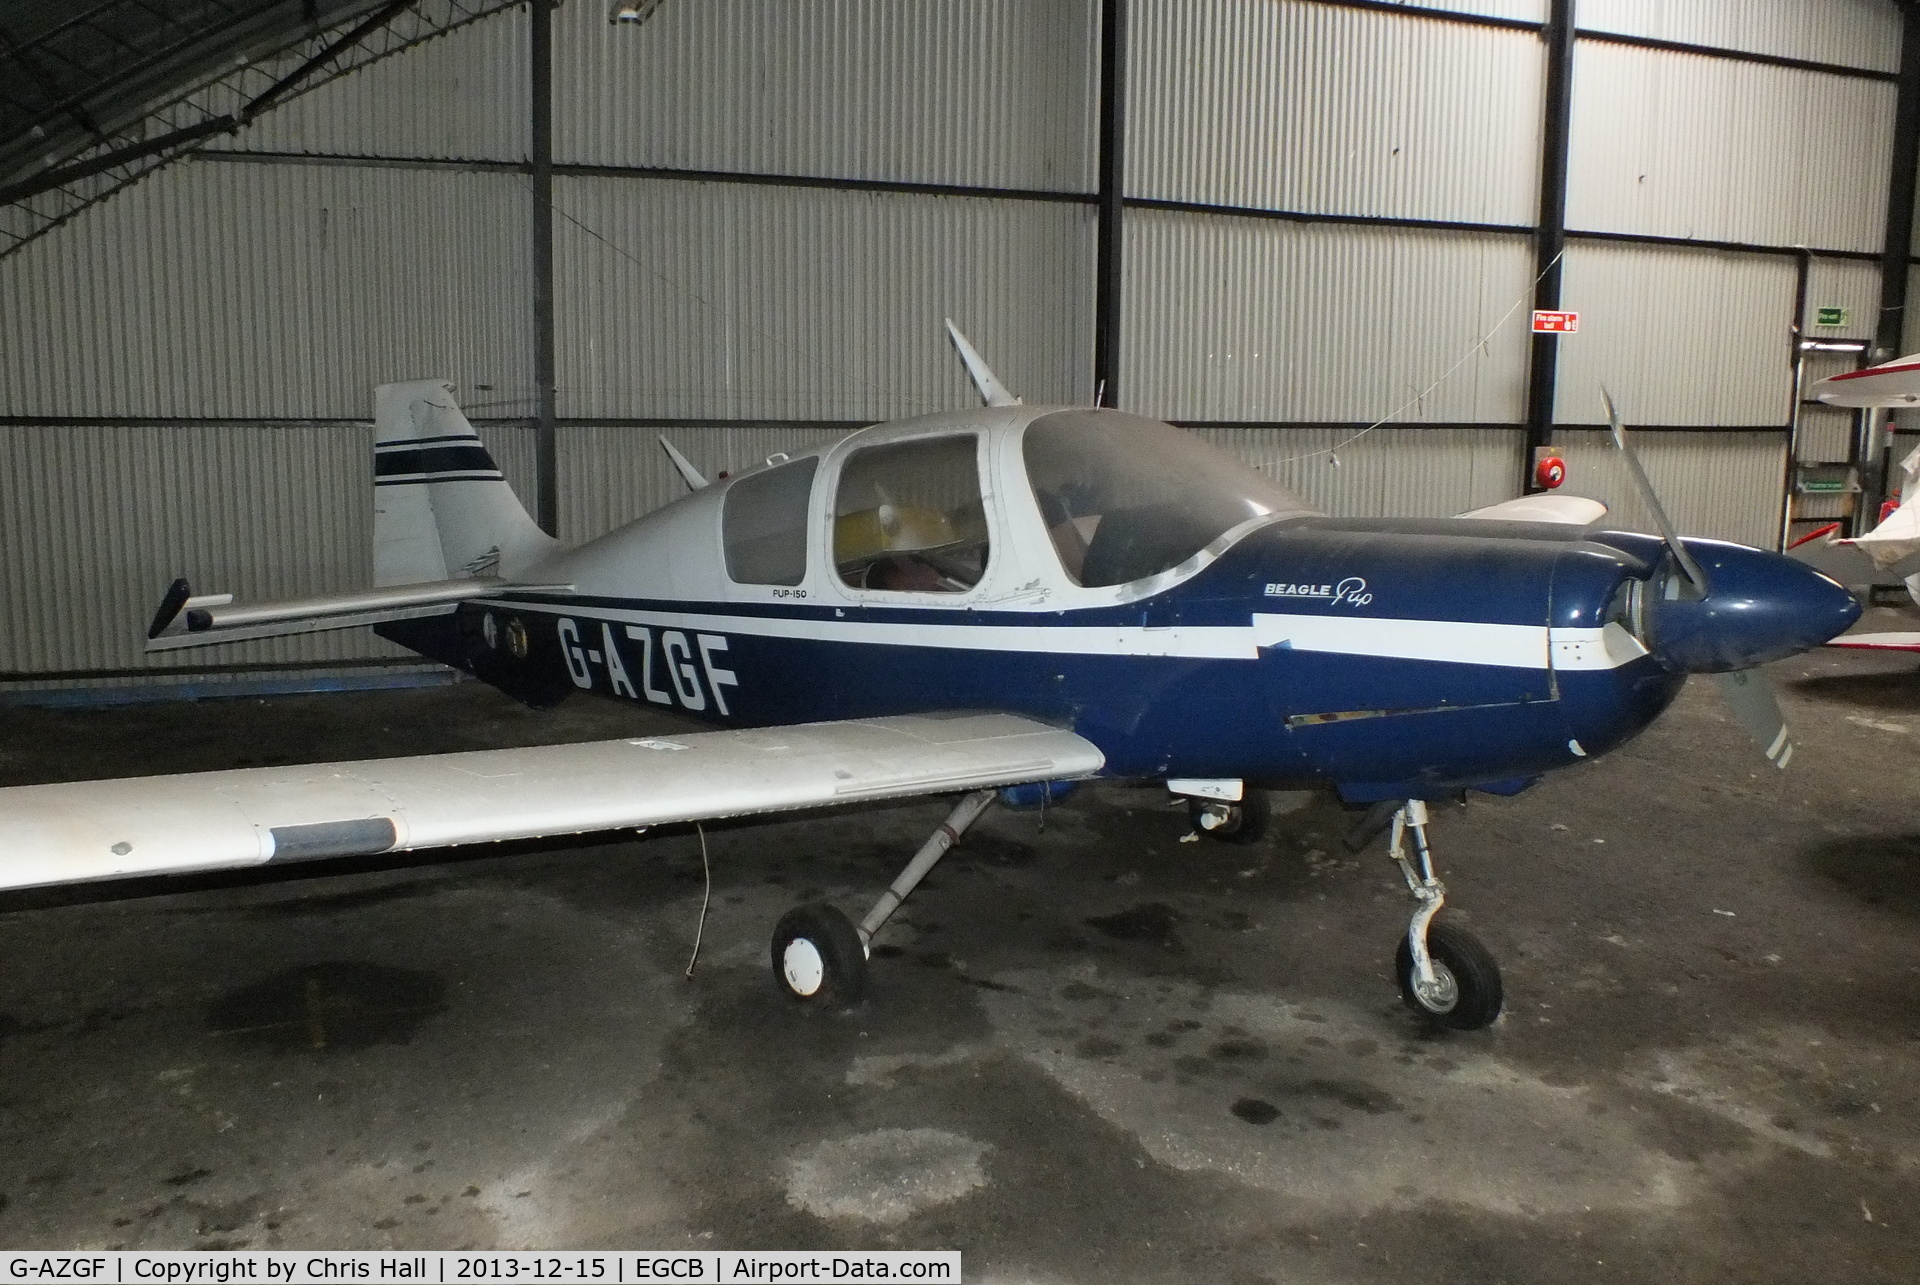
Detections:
[0, 0, 1911, 687]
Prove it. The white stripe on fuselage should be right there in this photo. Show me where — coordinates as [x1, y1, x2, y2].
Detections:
[1253, 614, 1647, 671]
[496, 600, 1648, 671]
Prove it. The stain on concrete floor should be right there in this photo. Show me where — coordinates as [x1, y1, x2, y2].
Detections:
[206, 961, 448, 1052]
[3, 631, 1920, 1280]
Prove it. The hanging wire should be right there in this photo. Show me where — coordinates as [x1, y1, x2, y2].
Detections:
[530, 179, 949, 416]
[1264, 249, 1566, 467]
[522, 179, 1563, 465]
[685, 821, 712, 979]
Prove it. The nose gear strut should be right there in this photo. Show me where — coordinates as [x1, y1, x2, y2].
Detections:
[1384, 800, 1504, 1030]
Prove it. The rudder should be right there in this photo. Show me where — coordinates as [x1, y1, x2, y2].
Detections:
[372, 380, 557, 585]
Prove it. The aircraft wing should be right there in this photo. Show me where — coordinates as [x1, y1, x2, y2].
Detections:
[1810, 355, 1920, 407]
[1456, 495, 1607, 524]
[1827, 632, 1920, 652]
[0, 712, 1104, 893]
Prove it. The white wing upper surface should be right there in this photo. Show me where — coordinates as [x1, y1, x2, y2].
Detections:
[1810, 355, 1920, 407]
[0, 712, 1104, 893]
[1457, 495, 1608, 525]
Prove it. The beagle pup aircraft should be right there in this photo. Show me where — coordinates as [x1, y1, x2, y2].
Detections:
[0, 328, 1859, 1030]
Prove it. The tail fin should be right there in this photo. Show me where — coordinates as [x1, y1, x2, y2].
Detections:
[372, 380, 557, 585]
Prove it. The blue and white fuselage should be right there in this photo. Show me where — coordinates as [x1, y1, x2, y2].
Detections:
[381, 403, 1858, 803]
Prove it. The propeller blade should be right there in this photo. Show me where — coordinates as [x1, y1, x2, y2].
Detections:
[1602, 388, 1709, 594]
[1713, 668, 1794, 769]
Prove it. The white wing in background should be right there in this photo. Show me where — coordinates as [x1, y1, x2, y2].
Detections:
[1810, 355, 1920, 407]
[0, 712, 1104, 893]
[1826, 632, 1920, 652]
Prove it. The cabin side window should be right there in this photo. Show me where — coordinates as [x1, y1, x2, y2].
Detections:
[723, 456, 818, 586]
[832, 435, 989, 593]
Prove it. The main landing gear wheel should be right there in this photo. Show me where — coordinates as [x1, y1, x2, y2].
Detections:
[767, 789, 1001, 1006]
[1395, 918, 1503, 1030]
[1188, 789, 1271, 844]
[772, 903, 867, 1006]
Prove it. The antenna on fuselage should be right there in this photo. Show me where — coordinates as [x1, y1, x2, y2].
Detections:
[659, 435, 709, 491]
[944, 319, 1022, 408]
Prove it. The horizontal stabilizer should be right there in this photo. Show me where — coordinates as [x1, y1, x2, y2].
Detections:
[1457, 495, 1607, 525]
[144, 576, 574, 652]
[0, 712, 1105, 892]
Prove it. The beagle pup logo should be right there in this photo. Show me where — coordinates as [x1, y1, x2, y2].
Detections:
[1265, 576, 1371, 607]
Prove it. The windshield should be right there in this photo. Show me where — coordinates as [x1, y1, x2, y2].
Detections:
[1023, 409, 1316, 587]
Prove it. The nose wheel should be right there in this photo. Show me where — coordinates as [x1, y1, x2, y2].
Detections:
[1394, 918, 1502, 1028]
[1384, 800, 1503, 1030]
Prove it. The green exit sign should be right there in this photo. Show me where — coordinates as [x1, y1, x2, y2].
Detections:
[1815, 307, 1849, 327]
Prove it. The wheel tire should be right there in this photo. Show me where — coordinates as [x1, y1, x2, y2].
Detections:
[1188, 789, 1272, 845]
[1394, 918, 1503, 1030]
[771, 903, 868, 1007]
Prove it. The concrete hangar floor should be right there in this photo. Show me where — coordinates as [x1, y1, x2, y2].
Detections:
[2, 617, 1919, 1283]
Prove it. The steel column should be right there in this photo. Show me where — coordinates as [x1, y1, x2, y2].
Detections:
[1093, 0, 1126, 408]
[1779, 250, 1812, 550]
[530, 0, 559, 536]
[1875, 5, 1920, 372]
[1861, 4, 1920, 521]
[1522, 0, 1576, 491]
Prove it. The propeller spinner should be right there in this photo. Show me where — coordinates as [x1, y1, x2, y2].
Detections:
[1600, 390, 1859, 768]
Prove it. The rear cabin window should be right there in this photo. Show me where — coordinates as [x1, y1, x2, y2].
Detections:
[832, 435, 989, 593]
[723, 456, 818, 586]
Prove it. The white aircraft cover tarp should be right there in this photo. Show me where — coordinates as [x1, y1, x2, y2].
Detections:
[0, 712, 1104, 892]
[1847, 445, 1920, 570]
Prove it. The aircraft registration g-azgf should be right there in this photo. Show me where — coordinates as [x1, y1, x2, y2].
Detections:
[0, 326, 1862, 1030]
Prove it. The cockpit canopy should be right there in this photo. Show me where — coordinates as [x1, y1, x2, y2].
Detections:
[1022, 409, 1318, 587]
[706, 405, 1319, 603]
